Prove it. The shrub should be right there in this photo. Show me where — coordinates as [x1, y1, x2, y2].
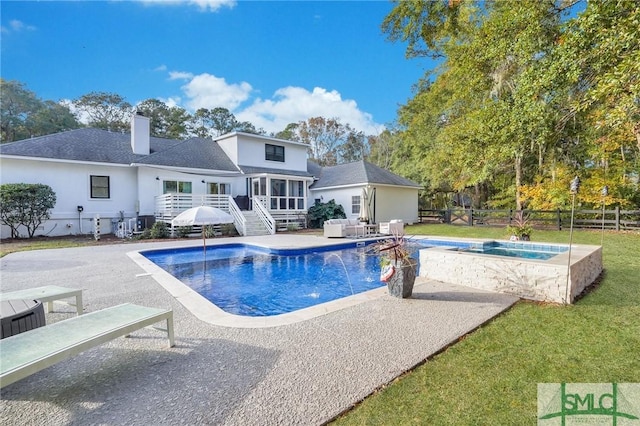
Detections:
[150, 221, 170, 238]
[307, 199, 346, 228]
[0, 183, 57, 238]
[176, 226, 193, 238]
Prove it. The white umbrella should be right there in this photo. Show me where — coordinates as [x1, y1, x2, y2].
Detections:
[172, 206, 234, 250]
[360, 187, 370, 222]
[361, 186, 375, 223]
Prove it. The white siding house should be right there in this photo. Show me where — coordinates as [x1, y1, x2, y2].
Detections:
[309, 161, 421, 225]
[0, 114, 421, 238]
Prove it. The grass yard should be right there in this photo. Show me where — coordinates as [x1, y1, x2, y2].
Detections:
[332, 225, 640, 425]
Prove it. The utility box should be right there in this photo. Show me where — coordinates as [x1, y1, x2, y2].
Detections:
[136, 215, 155, 231]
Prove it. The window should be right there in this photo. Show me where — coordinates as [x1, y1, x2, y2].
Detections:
[352, 195, 361, 215]
[207, 182, 230, 194]
[271, 179, 286, 196]
[90, 175, 110, 199]
[289, 180, 304, 197]
[265, 144, 285, 162]
[163, 180, 192, 194]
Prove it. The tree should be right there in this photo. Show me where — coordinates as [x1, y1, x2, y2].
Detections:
[338, 129, 368, 163]
[72, 92, 132, 132]
[193, 107, 236, 138]
[295, 117, 352, 166]
[380, 0, 637, 209]
[0, 183, 57, 238]
[0, 79, 79, 142]
[27, 100, 80, 137]
[136, 99, 190, 139]
[274, 123, 300, 141]
[1, 79, 41, 142]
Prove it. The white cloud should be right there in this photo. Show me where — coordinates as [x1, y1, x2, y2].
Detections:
[166, 70, 384, 135]
[1, 19, 37, 34]
[136, 0, 236, 13]
[236, 87, 384, 135]
[181, 73, 252, 111]
[168, 71, 194, 80]
[154, 64, 168, 72]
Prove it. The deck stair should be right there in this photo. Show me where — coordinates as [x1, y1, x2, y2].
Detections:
[241, 211, 271, 236]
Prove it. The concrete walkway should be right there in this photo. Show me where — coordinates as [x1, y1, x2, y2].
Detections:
[0, 235, 518, 425]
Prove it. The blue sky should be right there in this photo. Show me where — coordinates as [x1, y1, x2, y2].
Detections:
[1, 0, 436, 135]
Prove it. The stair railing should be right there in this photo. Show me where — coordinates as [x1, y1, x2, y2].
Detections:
[252, 198, 276, 235]
[227, 196, 247, 236]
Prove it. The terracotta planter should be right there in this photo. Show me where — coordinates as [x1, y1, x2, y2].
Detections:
[383, 259, 417, 298]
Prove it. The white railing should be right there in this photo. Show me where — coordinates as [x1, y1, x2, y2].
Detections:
[252, 198, 276, 235]
[155, 194, 230, 220]
[227, 196, 247, 236]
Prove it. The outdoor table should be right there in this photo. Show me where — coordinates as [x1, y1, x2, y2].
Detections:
[0, 299, 46, 339]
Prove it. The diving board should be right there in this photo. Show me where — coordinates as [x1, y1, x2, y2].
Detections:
[0, 303, 175, 388]
[0, 285, 83, 316]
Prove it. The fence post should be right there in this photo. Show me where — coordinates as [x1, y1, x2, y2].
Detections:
[469, 208, 473, 226]
[615, 206, 620, 231]
[445, 208, 451, 224]
[509, 209, 513, 225]
[557, 209, 562, 230]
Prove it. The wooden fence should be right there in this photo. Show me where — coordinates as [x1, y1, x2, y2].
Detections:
[418, 207, 640, 230]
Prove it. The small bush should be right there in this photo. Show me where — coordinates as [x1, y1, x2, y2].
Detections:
[176, 226, 193, 238]
[150, 221, 169, 238]
[221, 223, 237, 236]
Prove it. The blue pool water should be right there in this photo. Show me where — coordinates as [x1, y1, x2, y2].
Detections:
[413, 239, 567, 260]
[143, 239, 566, 317]
[143, 242, 386, 317]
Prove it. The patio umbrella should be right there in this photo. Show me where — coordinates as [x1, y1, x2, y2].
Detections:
[360, 187, 370, 222]
[171, 206, 234, 251]
[361, 186, 375, 223]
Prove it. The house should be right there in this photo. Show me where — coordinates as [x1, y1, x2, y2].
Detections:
[309, 161, 420, 224]
[0, 113, 420, 238]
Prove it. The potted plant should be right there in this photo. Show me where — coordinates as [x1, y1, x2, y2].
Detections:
[373, 232, 418, 298]
[507, 211, 533, 241]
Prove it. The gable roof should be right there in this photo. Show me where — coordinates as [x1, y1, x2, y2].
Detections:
[310, 160, 421, 189]
[0, 128, 239, 172]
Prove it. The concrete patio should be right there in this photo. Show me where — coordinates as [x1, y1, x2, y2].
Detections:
[0, 235, 518, 425]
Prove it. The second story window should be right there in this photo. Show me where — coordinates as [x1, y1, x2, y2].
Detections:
[265, 144, 285, 162]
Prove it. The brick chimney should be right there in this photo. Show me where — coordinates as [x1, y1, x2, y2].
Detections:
[131, 111, 150, 155]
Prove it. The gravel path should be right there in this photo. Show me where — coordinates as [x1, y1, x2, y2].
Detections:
[0, 236, 518, 425]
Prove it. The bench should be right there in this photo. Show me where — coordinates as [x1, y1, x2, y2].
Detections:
[0, 303, 175, 388]
[0, 285, 83, 316]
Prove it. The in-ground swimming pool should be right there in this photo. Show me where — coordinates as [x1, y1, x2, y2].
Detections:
[142, 242, 387, 316]
[141, 238, 570, 317]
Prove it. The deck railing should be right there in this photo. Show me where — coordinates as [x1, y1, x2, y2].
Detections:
[155, 194, 231, 222]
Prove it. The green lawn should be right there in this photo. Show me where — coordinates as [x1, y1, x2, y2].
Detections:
[332, 225, 640, 425]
